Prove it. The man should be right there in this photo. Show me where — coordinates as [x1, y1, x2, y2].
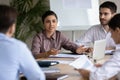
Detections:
[76, 1, 117, 50]
[0, 5, 45, 80]
[76, 13, 120, 80]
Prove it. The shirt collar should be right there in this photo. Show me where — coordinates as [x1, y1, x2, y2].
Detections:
[0, 33, 12, 40]
[43, 30, 56, 40]
[52, 32, 56, 40]
[0, 33, 6, 38]
[100, 25, 108, 34]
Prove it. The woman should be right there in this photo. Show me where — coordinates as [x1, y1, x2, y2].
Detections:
[31, 10, 89, 58]
[76, 13, 120, 80]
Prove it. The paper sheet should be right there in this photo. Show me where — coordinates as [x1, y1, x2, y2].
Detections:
[49, 53, 81, 58]
[105, 50, 114, 55]
[69, 55, 96, 72]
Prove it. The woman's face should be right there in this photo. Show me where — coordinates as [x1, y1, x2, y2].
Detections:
[110, 28, 120, 44]
[44, 15, 58, 33]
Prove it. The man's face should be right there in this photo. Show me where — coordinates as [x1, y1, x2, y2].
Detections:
[99, 8, 114, 26]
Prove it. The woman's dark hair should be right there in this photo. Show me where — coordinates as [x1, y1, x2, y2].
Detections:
[0, 5, 17, 33]
[42, 10, 58, 23]
[100, 1, 117, 13]
[108, 13, 120, 30]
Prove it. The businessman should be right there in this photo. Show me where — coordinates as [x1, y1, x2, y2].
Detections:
[76, 1, 117, 50]
[0, 5, 45, 80]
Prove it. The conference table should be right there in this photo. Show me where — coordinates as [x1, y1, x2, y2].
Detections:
[37, 54, 112, 80]
[21, 54, 116, 80]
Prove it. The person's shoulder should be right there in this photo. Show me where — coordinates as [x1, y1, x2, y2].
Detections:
[87, 24, 101, 31]
[90, 24, 101, 29]
[55, 30, 64, 36]
[56, 30, 61, 34]
[10, 38, 27, 48]
[36, 31, 44, 36]
[33, 31, 45, 39]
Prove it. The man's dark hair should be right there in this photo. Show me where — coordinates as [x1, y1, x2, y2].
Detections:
[0, 5, 17, 33]
[100, 1, 117, 13]
[42, 10, 58, 23]
[108, 13, 120, 30]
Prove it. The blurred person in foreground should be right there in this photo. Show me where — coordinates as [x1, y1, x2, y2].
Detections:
[0, 5, 45, 80]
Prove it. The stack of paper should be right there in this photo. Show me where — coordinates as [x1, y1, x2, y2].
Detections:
[49, 53, 82, 58]
[41, 66, 60, 73]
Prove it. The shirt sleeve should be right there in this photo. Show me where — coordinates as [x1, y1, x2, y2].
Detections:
[19, 43, 45, 80]
[60, 33, 78, 53]
[31, 34, 41, 55]
[75, 26, 94, 46]
[90, 50, 120, 80]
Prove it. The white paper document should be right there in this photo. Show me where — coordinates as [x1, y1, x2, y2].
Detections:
[41, 67, 60, 73]
[105, 50, 114, 55]
[69, 55, 96, 71]
[49, 53, 81, 58]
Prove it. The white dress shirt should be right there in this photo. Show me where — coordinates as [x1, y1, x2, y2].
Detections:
[76, 24, 116, 48]
[0, 33, 45, 80]
[90, 44, 120, 80]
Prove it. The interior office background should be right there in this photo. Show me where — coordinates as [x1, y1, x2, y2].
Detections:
[0, 0, 120, 49]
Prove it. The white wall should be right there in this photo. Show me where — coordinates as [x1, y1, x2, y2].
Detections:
[50, 0, 100, 30]
[62, 0, 120, 42]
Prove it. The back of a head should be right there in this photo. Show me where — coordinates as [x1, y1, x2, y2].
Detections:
[100, 1, 117, 13]
[0, 5, 17, 33]
[108, 13, 120, 30]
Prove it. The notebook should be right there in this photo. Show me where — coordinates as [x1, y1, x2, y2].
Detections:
[92, 39, 106, 60]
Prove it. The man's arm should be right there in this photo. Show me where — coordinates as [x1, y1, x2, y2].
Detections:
[19, 44, 45, 80]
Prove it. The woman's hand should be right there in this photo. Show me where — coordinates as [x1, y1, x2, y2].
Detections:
[47, 48, 60, 55]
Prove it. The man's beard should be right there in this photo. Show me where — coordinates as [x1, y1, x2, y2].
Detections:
[100, 19, 108, 26]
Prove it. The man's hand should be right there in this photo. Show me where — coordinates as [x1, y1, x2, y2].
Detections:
[76, 45, 88, 54]
[76, 45, 93, 54]
[75, 69, 90, 80]
[95, 63, 102, 67]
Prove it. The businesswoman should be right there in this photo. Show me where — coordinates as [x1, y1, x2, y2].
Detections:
[31, 10, 89, 58]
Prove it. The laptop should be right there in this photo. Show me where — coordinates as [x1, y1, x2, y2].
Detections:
[92, 39, 106, 60]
